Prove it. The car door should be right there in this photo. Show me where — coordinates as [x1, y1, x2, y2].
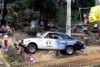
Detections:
[53, 39, 67, 50]
[42, 34, 67, 50]
[40, 33, 58, 49]
[40, 35, 61, 49]
[43, 38, 66, 50]
[41, 38, 54, 49]
[58, 33, 75, 47]
[45, 35, 67, 50]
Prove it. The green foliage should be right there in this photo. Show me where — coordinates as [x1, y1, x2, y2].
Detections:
[13, 0, 27, 21]
[59, 28, 66, 32]
[26, 26, 41, 36]
[21, 21, 29, 27]
[7, 0, 17, 3]
[79, 0, 95, 7]
[4, 14, 17, 24]
[26, 0, 58, 19]
[12, 0, 57, 21]
[4, 16, 12, 23]
[25, 0, 35, 9]
[71, 0, 78, 9]
[71, 10, 80, 28]
[72, 0, 95, 8]
[53, 6, 66, 32]
[83, 53, 88, 56]
[84, 39, 89, 45]
[13, 0, 27, 12]
[94, 64, 100, 67]
[18, 11, 27, 21]
[71, 10, 79, 21]
[5, 45, 19, 63]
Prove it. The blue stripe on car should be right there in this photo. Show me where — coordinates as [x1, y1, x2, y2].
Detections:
[54, 39, 67, 50]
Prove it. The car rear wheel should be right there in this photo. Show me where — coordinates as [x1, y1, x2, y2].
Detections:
[60, 50, 66, 55]
[27, 44, 37, 54]
[65, 46, 74, 55]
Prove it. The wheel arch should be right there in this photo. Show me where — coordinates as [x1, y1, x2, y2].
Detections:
[28, 42, 38, 49]
[66, 45, 75, 49]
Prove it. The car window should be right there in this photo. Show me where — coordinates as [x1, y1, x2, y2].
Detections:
[51, 35, 58, 39]
[45, 33, 58, 39]
[45, 34, 51, 38]
[40, 32, 48, 38]
[58, 34, 73, 40]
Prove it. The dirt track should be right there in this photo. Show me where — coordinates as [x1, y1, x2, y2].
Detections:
[20, 46, 100, 67]
[23, 53, 100, 67]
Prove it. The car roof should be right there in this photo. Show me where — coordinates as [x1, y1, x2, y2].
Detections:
[46, 31, 67, 35]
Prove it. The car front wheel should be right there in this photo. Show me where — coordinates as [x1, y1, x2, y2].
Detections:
[60, 50, 66, 55]
[65, 46, 74, 55]
[27, 44, 37, 54]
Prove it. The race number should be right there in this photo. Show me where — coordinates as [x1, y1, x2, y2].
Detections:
[46, 40, 52, 47]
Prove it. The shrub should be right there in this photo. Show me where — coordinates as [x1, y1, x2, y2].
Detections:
[84, 39, 89, 45]
[26, 26, 41, 36]
[53, 6, 66, 32]
[59, 28, 66, 32]
[5, 45, 19, 63]
[21, 21, 29, 27]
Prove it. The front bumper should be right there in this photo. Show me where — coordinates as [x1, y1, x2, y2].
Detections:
[19, 40, 24, 47]
[18, 42, 23, 46]
[18, 42, 26, 48]
[74, 44, 85, 50]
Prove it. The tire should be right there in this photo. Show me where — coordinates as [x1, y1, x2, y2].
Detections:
[24, 49, 30, 53]
[65, 46, 74, 55]
[27, 44, 37, 54]
[60, 50, 66, 55]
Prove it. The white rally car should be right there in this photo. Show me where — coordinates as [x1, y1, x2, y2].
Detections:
[19, 32, 85, 55]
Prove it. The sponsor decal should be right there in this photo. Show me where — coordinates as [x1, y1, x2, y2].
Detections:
[67, 43, 74, 45]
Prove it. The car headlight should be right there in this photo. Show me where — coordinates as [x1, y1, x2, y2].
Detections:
[19, 40, 23, 43]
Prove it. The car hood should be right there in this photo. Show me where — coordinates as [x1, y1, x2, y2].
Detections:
[23, 38, 40, 40]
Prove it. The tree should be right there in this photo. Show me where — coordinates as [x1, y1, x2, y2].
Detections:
[71, 0, 95, 21]
[13, 0, 27, 21]
[13, 0, 27, 12]
[26, 0, 58, 19]
[1, 0, 19, 25]
[74, 0, 95, 8]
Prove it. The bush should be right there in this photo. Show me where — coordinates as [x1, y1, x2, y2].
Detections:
[21, 21, 29, 27]
[5, 45, 19, 63]
[84, 39, 89, 45]
[26, 26, 41, 36]
[59, 28, 66, 32]
[53, 6, 66, 32]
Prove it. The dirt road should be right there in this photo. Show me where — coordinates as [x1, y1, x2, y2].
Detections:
[20, 46, 100, 67]
[24, 53, 100, 67]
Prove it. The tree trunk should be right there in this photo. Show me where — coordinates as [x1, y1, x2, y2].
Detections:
[1, 0, 7, 25]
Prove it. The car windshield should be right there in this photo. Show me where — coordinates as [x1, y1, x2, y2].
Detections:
[58, 33, 74, 40]
[40, 32, 48, 38]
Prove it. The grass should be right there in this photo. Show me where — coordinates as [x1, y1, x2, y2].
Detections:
[56, 55, 68, 59]
[89, 64, 100, 67]
[83, 53, 88, 56]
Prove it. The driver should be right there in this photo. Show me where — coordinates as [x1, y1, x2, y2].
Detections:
[45, 35, 50, 38]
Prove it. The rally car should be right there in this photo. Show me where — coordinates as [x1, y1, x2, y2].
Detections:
[19, 32, 85, 55]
